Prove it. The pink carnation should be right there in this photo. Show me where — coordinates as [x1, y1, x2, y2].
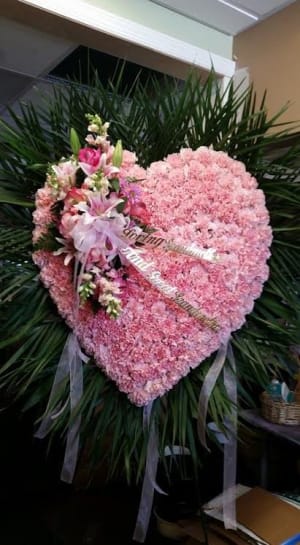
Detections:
[121, 150, 137, 168]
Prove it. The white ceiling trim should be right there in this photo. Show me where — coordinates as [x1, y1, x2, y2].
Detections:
[216, 0, 258, 20]
[18, 0, 235, 78]
[150, 0, 296, 36]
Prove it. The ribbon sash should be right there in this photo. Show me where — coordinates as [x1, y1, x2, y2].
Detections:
[35, 334, 74, 440]
[198, 340, 237, 530]
[222, 342, 237, 530]
[35, 332, 87, 483]
[133, 402, 166, 542]
[197, 340, 229, 449]
[60, 333, 85, 483]
[121, 246, 218, 331]
[123, 227, 218, 263]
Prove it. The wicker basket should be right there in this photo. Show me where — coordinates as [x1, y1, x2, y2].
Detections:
[261, 391, 300, 426]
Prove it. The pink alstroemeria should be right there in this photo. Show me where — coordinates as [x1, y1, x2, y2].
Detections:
[59, 211, 80, 240]
[64, 187, 89, 212]
[50, 160, 79, 199]
[103, 162, 120, 178]
[52, 160, 78, 185]
[53, 237, 75, 266]
[97, 151, 120, 178]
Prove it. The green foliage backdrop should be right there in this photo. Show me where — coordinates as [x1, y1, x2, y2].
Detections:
[0, 70, 300, 482]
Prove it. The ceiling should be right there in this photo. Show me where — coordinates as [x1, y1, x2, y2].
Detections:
[150, 0, 297, 35]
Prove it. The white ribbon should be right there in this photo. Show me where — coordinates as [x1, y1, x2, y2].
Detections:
[35, 334, 74, 440]
[123, 227, 218, 263]
[201, 341, 237, 530]
[133, 402, 166, 543]
[197, 340, 230, 449]
[35, 332, 88, 483]
[121, 246, 218, 331]
[222, 342, 237, 530]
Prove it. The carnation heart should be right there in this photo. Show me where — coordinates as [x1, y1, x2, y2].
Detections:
[33, 146, 272, 406]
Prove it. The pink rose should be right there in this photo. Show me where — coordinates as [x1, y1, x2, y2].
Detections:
[79, 147, 101, 175]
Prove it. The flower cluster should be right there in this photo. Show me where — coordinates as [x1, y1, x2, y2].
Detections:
[33, 125, 272, 406]
[33, 114, 150, 318]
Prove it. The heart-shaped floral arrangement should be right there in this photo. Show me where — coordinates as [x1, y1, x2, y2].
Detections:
[33, 114, 272, 406]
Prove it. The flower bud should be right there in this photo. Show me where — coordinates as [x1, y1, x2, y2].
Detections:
[112, 140, 123, 168]
[70, 128, 81, 156]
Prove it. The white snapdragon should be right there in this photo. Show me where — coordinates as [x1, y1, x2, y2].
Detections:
[97, 276, 122, 318]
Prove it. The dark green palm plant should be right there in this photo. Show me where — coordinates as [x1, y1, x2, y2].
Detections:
[0, 70, 300, 483]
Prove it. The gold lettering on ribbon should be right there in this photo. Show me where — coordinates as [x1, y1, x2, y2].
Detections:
[121, 247, 218, 331]
[123, 228, 218, 262]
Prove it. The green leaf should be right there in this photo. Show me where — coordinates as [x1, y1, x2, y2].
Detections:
[110, 177, 120, 192]
[116, 198, 126, 213]
[0, 189, 34, 207]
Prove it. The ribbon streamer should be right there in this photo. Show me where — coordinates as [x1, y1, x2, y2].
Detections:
[133, 402, 166, 542]
[121, 246, 218, 331]
[204, 344, 237, 530]
[222, 342, 237, 530]
[197, 340, 229, 449]
[123, 227, 218, 263]
[60, 333, 86, 483]
[35, 332, 88, 483]
[35, 334, 74, 440]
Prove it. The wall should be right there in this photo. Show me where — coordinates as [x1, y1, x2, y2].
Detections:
[233, 1, 300, 126]
[0, 17, 74, 78]
[0, 15, 74, 109]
